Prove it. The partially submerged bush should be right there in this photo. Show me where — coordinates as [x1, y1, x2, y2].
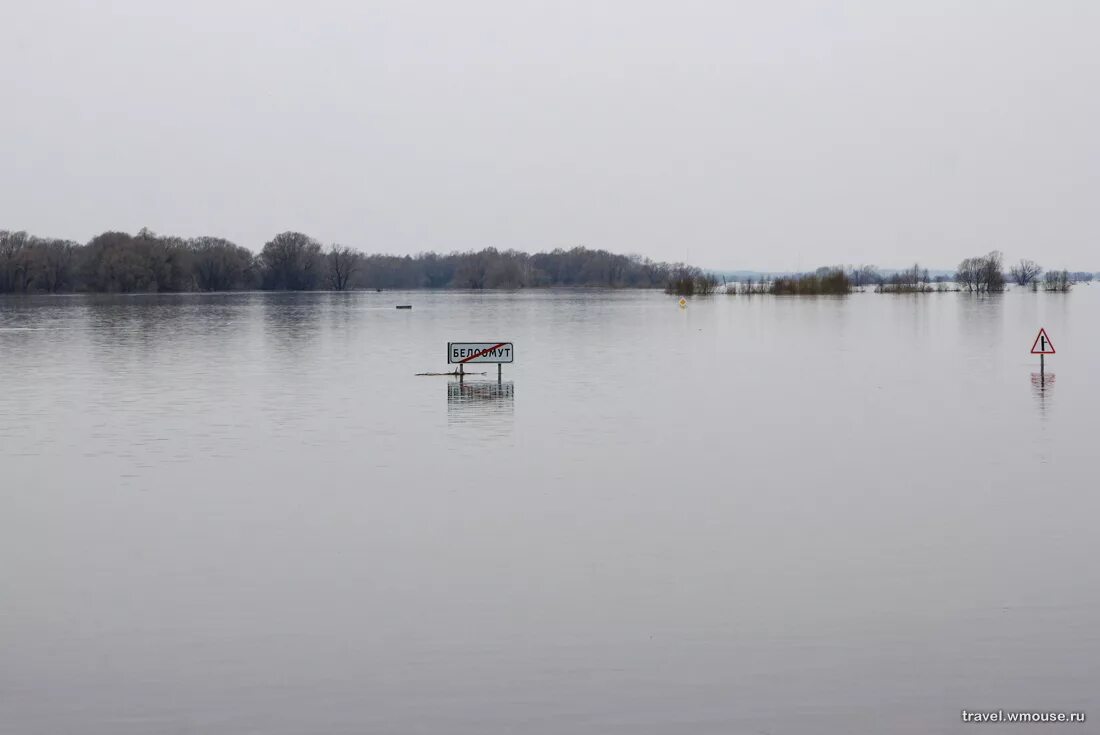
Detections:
[877, 263, 932, 292]
[771, 268, 851, 295]
[1044, 270, 1072, 292]
[665, 266, 718, 295]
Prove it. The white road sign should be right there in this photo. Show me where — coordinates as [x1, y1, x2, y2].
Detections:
[448, 342, 514, 364]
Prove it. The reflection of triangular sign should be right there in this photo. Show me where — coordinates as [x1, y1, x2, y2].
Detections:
[1030, 328, 1056, 354]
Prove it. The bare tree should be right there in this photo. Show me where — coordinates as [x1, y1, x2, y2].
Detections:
[981, 251, 1006, 291]
[956, 257, 978, 291]
[0, 230, 33, 292]
[848, 265, 881, 289]
[1009, 259, 1042, 286]
[37, 239, 76, 293]
[1044, 270, 1072, 292]
[664, 265, 716, 295]
[957, 251, 1005, 292]
[325, 244, 359, 290]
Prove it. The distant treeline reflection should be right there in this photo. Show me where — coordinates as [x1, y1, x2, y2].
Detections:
[0, 228, 707, 294]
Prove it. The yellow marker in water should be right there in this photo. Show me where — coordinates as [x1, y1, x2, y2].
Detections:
[679, 297, 687, 308]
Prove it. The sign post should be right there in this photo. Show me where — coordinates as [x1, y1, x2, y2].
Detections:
[448, 342, 514, 382]
[1030, 328, 1055, 382]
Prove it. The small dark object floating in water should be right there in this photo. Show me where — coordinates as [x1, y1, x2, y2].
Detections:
[396, 305, 412, 309]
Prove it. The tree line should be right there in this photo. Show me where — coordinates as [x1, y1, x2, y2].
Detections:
[0, 228, 692, 294]
[725, 252, 1094, 296]
[3, 230, 1092, 296]
[836, 252, 1091, 294]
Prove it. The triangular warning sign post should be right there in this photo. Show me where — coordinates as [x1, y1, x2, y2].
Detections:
[1030, 328, 1056, 355]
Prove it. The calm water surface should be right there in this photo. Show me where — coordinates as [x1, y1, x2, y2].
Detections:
[2, 289, 1098, 734]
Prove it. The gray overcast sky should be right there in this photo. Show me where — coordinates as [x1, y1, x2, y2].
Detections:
[2, 1, 1098, 270]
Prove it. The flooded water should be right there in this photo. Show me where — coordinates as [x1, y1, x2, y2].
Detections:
[2, 289, 1097, 734]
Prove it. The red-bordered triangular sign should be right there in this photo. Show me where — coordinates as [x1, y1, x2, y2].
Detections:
[1031, 328, 1056, 355]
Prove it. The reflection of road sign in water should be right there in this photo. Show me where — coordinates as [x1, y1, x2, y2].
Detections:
[1030, 328, 1056, 354]
[1031, 372, 1056, 390]
[448, 381, 515, 402]
[447, 381, 515, 428]
[448, 342, 514, 364]
[679, 297, 687, 308]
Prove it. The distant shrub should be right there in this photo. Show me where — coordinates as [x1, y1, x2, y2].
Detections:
[770, 268, 850, 295]
[665, 266, 718, 295]
[1043, 270, 1072, 292]
[848, 265, 882, 289]
[876, 263, 933, 293]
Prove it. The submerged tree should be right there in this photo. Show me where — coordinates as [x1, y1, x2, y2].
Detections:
[664, 265, 717, 295]
[0, 230, 35, 293]
[880, 263, 930, 292]
[1043, 270, 1072, 292]
[1009, 259, 1042, 286]
[191, 237, 256, 291]
[36, 239, 78, 293]
[957, 251, 1005, 293]
[325, 245, 360, 291]
[259, 232, 324, 290]
[849, 265, 882, 289]
[771, 268, 851, 295]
